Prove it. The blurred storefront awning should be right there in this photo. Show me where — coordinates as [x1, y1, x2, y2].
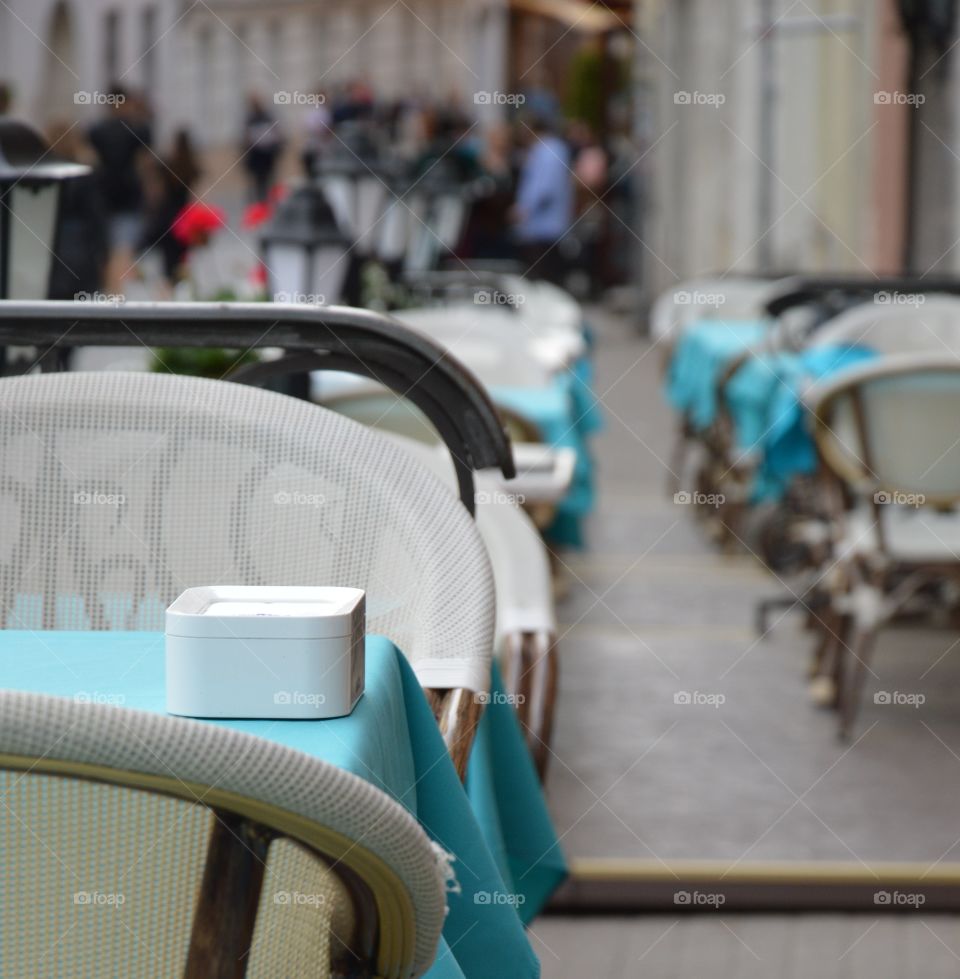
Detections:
[509, 0, 626, 33]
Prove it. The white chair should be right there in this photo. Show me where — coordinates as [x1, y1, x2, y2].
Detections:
[0, 372, 495, 776]
[807, 295, 960, 356]
[809, 354, 960, 736]
[0, 689, 447, 978]
[385, 435, 560, 777]
[650, 276, 784, 343]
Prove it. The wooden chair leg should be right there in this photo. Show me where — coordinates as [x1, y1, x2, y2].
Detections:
[838, 625, 879, 740]
[808, 609, 850, 709]
[425, 687, 484, 781]
[501, 631, 558, 780]
[527, 633, 558, 780]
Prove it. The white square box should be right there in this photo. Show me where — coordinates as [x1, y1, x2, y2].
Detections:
[165, 586, 365, 719]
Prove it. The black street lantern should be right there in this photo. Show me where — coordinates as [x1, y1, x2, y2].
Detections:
[260, 184, 354, 304]
[404, 156, 469, 273]
[316, 124, 392, 257]
[0, 119, 90, 299]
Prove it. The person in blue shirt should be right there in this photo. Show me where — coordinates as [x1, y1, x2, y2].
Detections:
[512, 115, 573, 285]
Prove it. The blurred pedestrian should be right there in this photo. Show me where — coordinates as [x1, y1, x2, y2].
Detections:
[512, 115, 573, 285]
[242, 94, 283, 203]
[464, 124, 516, 261]
[301, 86, 332, 178]
[87, 84, 151, 293]
[45, 121, 108, 302]
[568, 120, 609, 296]
[139, 128, 202, 288]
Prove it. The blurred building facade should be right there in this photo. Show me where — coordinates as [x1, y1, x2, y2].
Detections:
[639, 0, 960, 297]
[0, 0, 511, 149]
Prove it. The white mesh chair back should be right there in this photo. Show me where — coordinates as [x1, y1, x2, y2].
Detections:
[0, 689, 447, 977]
[380, 436, 555, 642]
[812, 354, 960, 502]
[0, 372, 494, 692]
[808, 295, 960, 356]
[650, 277, 781, 341]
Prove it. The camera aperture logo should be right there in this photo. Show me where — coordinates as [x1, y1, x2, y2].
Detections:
[874, 291, 925, 307]
[674, 490, 724, 509]
[274, 291, 326, 305]
[873, 490, 924, 508]
[74, 491, 126, 507]
[674, 890, 725, 908]
[874, 690, 925, 708]
[74, 91, 125, 106]
[74, 691, 125, 707]
[474, 890, 525, 907]
[674, 690, 725, 708]
[874, 890, 925, 908]
[474, 690, 525, 706]
[674, 91, 725, 107]
[474, 289, 525, 307]
[74, 891, 125, 907]
[675, 290, 725, 308]
[473, 91, 525, 106]
[273, 890, 326, 907]
[274, 690, 326, 707]
[874, 91, 925, 107]
[273, 490, 326, 508]
[274, 91, 325, 106]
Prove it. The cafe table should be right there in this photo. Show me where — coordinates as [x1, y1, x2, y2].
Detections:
[493, 355, 603, 549]
[0, 630, 567, 979]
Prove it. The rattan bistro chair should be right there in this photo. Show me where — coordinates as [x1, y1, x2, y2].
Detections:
[810, 355, 960, 737]
[384, 435, 559, 778]
[0, 689, 447, 978]
[0, 372, 495, 776]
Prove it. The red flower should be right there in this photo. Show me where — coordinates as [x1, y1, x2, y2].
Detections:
[250, 262, 268, 287]
[172, 201, 227, 247]
[241, 200, 273, 230]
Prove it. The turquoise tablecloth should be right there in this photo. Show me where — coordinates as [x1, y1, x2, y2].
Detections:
[725, 344, 877, 500]
[665, 319, 769, 430]
[0, 631, 566, 979]
[494, 356, 603, 548]
[665, 320, 879, 501]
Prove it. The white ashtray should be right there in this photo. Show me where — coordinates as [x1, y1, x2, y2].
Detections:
[165, 586, 365, 719]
